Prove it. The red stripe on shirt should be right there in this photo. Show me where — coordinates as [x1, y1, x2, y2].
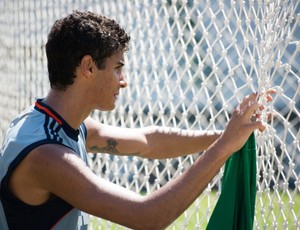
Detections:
[35, 101, 63, 125]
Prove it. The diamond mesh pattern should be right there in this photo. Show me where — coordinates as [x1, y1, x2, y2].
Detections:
[0, 0, 299, 229]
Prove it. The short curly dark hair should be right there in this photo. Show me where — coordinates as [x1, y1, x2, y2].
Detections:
[45, 10, 130, 90]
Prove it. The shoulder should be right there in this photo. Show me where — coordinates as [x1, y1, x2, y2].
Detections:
[20, 144, 84, 178]
[27, 144, 88, 176]
[27, 144, 89, 188]
[8, 143, 85, 205]
[18, 143, 93, 198]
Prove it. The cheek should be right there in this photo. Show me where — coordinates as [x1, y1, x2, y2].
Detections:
[94, 72, 118, 95]
[96, 77, 115, 97]
[108, 74, 120, 90]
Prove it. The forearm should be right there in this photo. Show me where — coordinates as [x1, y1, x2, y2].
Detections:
[141, 126, 222, 159]
[85, 117, 221, 158]
[119, 93, 266, 229]
[130, 137, 230, 229]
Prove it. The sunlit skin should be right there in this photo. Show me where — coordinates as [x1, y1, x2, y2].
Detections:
[8, 46, 276, 229]
[89, 52, 127, 111]
[41, 51, 127, 129]
[2, 9, 279, 229]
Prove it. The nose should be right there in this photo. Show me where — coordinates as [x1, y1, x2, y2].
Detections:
[120, 72, 127, 88]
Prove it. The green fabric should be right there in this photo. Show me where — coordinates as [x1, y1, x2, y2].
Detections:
[206, 133, 256, 230]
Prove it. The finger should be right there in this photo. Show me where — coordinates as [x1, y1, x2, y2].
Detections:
[259, 104, 265, 111]
[266, 88, 277, 95]
[244, 100, 261, 121]
[251, 114, 257, 122]
[256, 121, 266, 132]
[246, 120, 266, 133]
[267, 111, 276, 121]
[266, 93, 275, 102]
[240, 93, 257, 110]
[253, 111, 273, 120]
[257, 89, 277, 102]
[266, 95, 272, 102]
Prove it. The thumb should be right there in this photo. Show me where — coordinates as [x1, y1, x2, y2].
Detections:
[246, 120, 266, 133]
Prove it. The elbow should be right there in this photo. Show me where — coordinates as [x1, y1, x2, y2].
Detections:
[140, 217, 173, 230]
[126, 197, 175, 230]
[139, 126, 160, 159]
[140, 126, 175, 159]
[129, 216, 172, 230]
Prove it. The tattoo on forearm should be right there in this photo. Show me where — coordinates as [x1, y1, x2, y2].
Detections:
[90, 138, 120, 154]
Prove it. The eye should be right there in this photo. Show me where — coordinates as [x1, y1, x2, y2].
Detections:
[116, 66, 123, 74]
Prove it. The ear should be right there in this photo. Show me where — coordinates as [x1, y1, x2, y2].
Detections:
[80, 55, 95, 78]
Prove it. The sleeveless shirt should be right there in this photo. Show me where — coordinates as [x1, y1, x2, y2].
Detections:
[0, 99, 89, 229]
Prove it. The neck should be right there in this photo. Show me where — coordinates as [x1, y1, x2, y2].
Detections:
[42, 89, 92, 129]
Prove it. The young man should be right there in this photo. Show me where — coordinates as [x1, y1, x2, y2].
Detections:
[0, 10, 273, 229]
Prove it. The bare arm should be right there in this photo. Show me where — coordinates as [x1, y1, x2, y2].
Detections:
[27, 138, 230, 229]
[22, 145, 227, 229]
[19, 93, 264, 229]
[85, 117, 221, 159]
[12, 93, 265, 229]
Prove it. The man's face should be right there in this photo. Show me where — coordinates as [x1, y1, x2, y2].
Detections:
[91, 51, 127, 111]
